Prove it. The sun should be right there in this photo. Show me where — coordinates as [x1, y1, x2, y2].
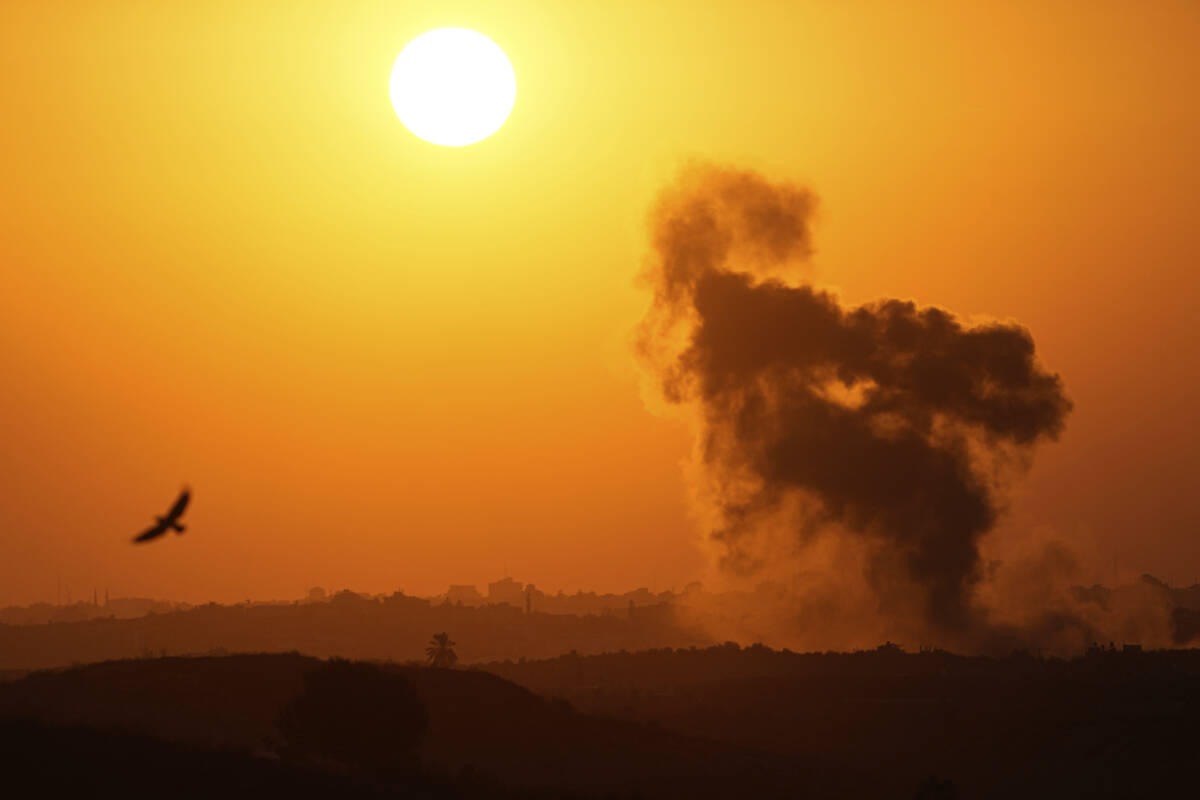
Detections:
[389, 28, 517, 147]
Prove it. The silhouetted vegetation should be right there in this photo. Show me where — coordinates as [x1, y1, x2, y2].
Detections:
[426, 632, 458, 668]
[277, 658, 427, 774]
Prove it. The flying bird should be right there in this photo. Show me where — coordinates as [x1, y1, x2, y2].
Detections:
[133, 487, 191, 544]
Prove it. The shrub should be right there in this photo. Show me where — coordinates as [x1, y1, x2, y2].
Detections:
[277, 659, 427, 772]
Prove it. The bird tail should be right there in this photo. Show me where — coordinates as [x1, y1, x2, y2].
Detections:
[172, 522, 186, 534]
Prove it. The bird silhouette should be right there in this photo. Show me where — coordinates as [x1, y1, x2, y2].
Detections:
[133, 487, 191, 544]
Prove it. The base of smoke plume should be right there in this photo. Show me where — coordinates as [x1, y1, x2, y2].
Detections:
[670, 529, 1179, 656]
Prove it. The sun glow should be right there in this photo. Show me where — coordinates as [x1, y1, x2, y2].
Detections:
[389, 28, 516, 147]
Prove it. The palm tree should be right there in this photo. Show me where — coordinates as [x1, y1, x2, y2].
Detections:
[425, 632, 457, 668]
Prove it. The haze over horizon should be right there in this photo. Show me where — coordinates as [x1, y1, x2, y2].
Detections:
[3, 0, 1199, 614]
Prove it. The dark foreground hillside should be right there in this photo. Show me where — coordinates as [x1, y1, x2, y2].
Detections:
[5, 648, 1197, 798]
[0, 718, 467, 800]
[485, 643, 1200, 797]
[0, 653, 813, 799]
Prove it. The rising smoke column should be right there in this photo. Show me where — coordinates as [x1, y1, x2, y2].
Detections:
[639, 164, 1071, 634]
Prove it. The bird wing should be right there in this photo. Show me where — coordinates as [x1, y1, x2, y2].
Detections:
[133, 521, 169, 543]
[165, 487, 190, 521]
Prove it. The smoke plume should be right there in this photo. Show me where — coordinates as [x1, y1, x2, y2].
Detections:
[638, 164, 1073, 645]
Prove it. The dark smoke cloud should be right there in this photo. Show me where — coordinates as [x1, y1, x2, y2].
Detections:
[639, 164, 1072, 636]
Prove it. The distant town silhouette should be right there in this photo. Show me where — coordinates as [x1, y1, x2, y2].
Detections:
[4, 573, 1200, 675]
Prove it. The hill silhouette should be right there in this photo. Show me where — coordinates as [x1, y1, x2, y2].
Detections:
[0, 717, 479, 800]
[0, 592, 708, 671]
[4, 646, 1200, 796]
[484, 642, 1200, 797]
[0, 653, 814, 798]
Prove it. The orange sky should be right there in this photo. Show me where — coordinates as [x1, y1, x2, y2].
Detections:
[2, 0, 1198, 606]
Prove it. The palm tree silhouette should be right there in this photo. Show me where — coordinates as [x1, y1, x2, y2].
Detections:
[425, 632, 458, 668]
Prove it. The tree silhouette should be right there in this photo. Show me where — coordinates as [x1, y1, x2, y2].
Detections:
[426, 632, 458, 668]
[276, 659, 427, 772]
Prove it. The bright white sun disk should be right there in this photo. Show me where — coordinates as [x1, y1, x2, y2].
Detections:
[389, 28, 516, 147]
